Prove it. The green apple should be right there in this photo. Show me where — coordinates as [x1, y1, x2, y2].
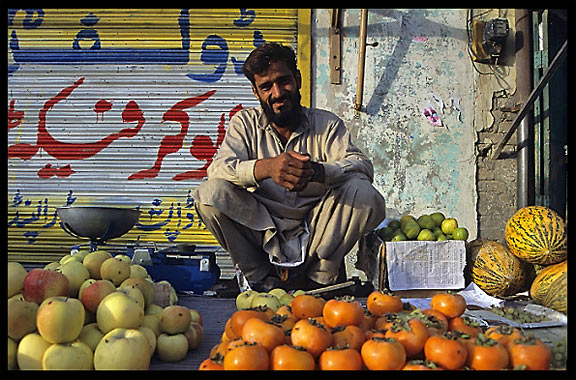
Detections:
[140, 314, 161, 337]
[78, 322, 104, 352]
[119, 277, 155, 307]
[74, 249, 91, 261]
[22, 268, 69, 304]
[37, 296, 85, 344]
[268, 287, 287, 299]
[96, 291, 144, 334]
[8, 296, 38, 341]
[8, 261, 27, 298]
[292, 289, 306, 297]
[138, 326, 157, 358]
[116, 285, 146, 309]
[251, 292, 280, 312]
[8, 337, 17, 370]
[80, 279, 116, 313]
[156, 333, 188, 362]
[235, 290, 259, 310]
[56, 260, 90, 297]
[82, 250, 113, 279]
[184, 322, 203, 350]
[16, 332, 52, 369]
[100, 257, 131, 286]
[42, 340, 93, 370]
[441, 218, 459, 235]
[159, 305, 191, 334]
[129, 264, 149, 279]
[93, 328, 150, 370]
[59, 254, 83, 265]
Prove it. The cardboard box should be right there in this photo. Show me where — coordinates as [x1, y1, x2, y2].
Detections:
[354, 234, 468, 298]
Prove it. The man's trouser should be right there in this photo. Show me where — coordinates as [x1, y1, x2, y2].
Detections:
[194, 177, 386, 285]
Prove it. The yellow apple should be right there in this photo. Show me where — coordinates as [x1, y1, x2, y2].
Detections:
[75, 249, 91, 261]
[129, 264, 149, 279]
[156, 333, 188, 362]
[78, 322, 104, 352]
[140, 314, 161, 337]
[17, 332, 52, 369]
[8, 296, 38, 341]
[8, 261, 28, 298]
[138, 326, 157, 359]
[159, 305, 191, 334]
[8, 337, 17, 370]
[116, 285, 146, 309]
[100, 257, 131, 286]
[82, 250, 113, 279]
[56, 260, 90, 297]
[60, 254, 83, 265]
[114, 254, 132, 264]
[183, 322, 203, 350]
[236, 290, 259, 310]
[189, 308, 203, 325]
[80, 279, 116, 313]
[43, 262, 61, 271]
[96, 291, 144, 334]
[145, 303, 164, 315]
[42, 340, 93, 370]
[22, 268, 69, 304]
[37, 296, 85, 344]
[93, 328, 150, 370]
[120, 277, 154, 307]
[251, 292, 280, 311]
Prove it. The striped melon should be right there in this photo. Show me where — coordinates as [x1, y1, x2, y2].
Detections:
[505, 206, 567, 265]
[470, 240, 532, 297]
[530, 260, 567, 313]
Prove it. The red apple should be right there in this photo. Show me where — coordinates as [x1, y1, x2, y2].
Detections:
[80, 280, 116, 313]
[22, 268, 69, 304]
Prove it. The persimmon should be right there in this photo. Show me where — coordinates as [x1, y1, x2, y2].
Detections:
[466, 333, 509, 370]
[402, 359, 443, 370]
[270, 313, 297, 333]
[421, 308, 449, 335]
[319, 347, 363, 370]
[358, 310, 376, 332]
[290, 318, 332, 358]
[331, 325, 365, 351]
[198, 356, 224, 370]
[269, 344, 316, 370]
[229, 309, 269, 339]
[508, 335, 551, 370]
[322, 296, 364, 328]
[366, 290, 403, 316]
[223, 341, 269, 370]
[361, 336, 406, 370]
[424, 331, 467, 370]
[485, 325, 524, 349]
[291, 294, 325, 319]
[241, 317, 285, 352]
[384, 318, 429, 357]
[364, 328, 386, 341]
[374, 312, 400, 331]
[448, 315, 482, 337]
[430, 293, 466, 319]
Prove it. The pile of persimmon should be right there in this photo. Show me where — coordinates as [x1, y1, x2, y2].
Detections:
[199, 291, 552, 370]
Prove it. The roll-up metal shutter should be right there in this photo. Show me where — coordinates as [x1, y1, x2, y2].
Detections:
[8, 8, 310, 278]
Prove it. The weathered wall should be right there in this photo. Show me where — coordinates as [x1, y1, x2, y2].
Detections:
[312, 9, 478, 238]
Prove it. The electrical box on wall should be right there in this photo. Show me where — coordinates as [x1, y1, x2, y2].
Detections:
[471, 17, 510, 64]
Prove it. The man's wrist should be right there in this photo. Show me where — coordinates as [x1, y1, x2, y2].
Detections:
[310, 162, 325, 183]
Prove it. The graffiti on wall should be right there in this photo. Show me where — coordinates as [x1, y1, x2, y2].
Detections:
[8, 8, 298, 249]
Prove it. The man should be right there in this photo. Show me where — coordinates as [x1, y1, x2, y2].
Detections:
[193, 42, 386, 292]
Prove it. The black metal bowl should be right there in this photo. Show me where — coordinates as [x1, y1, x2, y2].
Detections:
[57, 206, 141, 243]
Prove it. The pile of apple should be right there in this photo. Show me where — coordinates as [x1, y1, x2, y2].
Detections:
[7, 249, 203, 370]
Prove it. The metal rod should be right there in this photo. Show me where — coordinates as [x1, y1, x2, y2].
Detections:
[354, 9, 368, 116]
[491, 39, 567, 160]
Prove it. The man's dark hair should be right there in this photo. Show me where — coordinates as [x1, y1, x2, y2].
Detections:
[242, 42, 298, 86]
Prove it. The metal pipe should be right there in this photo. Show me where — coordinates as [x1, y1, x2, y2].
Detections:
[354, 9, 368, 116]
[515, 9, 535, 208]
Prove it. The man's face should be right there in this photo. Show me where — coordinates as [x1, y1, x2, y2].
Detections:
[251, 60, 302, 128]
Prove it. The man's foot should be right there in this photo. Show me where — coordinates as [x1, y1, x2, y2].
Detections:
[250, 275, 293, 293]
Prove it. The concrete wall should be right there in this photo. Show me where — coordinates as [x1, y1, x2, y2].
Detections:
[311, 9, 479, 238]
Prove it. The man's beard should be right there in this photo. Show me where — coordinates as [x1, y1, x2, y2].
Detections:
[260, 90, 303, 128]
